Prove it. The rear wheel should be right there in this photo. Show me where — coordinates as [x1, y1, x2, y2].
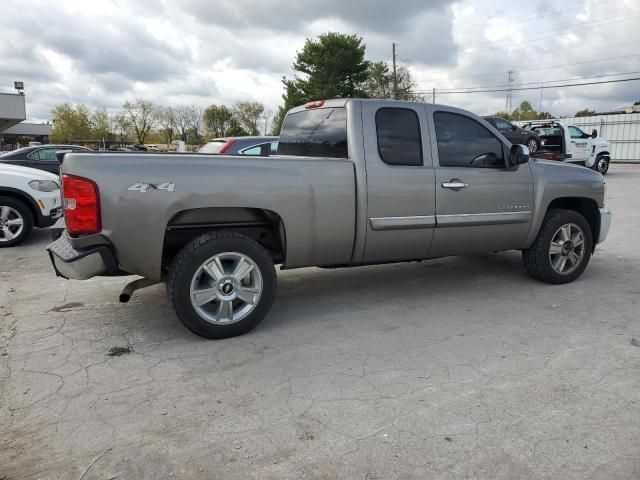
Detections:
[0, 197, 33, 248]
[592, 154, 609, 175]
[168, 232, 277, 339]
[522, 209, 593, 284]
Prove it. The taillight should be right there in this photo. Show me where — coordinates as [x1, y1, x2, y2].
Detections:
[219, 139, 235, 153]
[305, 100, 325, 109]
[62, 174, 101, 235]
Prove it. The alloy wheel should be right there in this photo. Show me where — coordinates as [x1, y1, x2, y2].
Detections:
[0, 206, 24, 243]
[548, 223, 586, 275]
[189, 252, 263, 324]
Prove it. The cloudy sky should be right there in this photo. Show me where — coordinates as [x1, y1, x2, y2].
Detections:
[2, 0, 639, 122]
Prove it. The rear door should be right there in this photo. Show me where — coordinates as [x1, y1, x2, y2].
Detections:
[429, 110, 533, 257]
[361, 102, 436, 263]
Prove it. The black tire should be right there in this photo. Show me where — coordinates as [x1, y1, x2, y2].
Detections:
[522, 209, 593, 284]
[526, 137, 540, 154]
[592, 154, 609, 175]
[0, 196, 34, 248]
[167, 232, 277, 339]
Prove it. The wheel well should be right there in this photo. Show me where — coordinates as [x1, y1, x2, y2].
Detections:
[162, 207, 286, 270]
[0, 189, 38, 225]
[547, 197, 599, 248]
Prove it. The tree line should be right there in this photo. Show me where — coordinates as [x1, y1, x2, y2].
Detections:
[51, 100, 269, 145]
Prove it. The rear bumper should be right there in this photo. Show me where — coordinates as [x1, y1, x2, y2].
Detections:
[597, 208, 612, 244]
[47, 231, 119, 280]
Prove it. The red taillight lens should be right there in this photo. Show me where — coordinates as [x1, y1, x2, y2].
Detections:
[219, 139, 235, 153]
[62, 174, 101, 235]
[305, 100, 325, 109]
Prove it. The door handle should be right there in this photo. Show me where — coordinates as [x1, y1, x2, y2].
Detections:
[442, 180, 468, 189]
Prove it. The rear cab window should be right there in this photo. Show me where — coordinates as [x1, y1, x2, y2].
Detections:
[278, 107, 348, 158]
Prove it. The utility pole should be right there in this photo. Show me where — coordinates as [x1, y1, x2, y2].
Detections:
[539, 81, 544, 115]
[392, 42, 398, 100]
[505, 70, 514, 114]
[432, 87, 436, 104]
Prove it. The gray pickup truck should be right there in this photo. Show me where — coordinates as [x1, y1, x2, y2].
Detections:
[48, 99, 612, 338]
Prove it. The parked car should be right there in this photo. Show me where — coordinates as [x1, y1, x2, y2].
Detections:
[48, 99, 611, 339]
[0, 145, 93, 174]
[523, 121, 612, 175]
[198, 136, 278, 156]
[482, 116, 541, 153]
[0, 164, 62, 247]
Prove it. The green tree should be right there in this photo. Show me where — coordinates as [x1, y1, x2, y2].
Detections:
[492, 110, 512, 121]
[226, 118, 249, 137]
[575, 108, 596, 117]
[233, 101, 264, 136]
[510, 101, 539, 121]
[51, 104, 92, 143]
[203, 104, 233, 138]
[121, 99, 158, 144]
[633, 100, 639, 106]
[273, 32, 370, 134]
[364, 61, 420, 100]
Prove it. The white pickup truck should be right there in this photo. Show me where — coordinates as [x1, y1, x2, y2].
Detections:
[523, 121, 611, 175]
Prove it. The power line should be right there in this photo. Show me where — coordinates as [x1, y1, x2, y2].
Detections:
[426, 70, 640, 93]
[418, 76, 640, 95]
[452, 0, 618, 31]
[418, 52, 640, 84]
[466, 9, 640, 50]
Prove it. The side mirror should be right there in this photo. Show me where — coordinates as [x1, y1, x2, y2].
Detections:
[592, 129, 598, 138]
[511, 125, 518, 131]
[509, 144, 530, 167]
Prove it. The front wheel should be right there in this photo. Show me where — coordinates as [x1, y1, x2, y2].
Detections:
[592, 154, 610, 175]
[0, 197, 33, 248]
[168, 232, 277, 339]
[522, 209, 593, 284]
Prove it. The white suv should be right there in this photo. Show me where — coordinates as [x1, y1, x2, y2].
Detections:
[0, 164, 62, 247]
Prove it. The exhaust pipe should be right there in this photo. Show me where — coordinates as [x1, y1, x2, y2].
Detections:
[119, 278, 159, 303]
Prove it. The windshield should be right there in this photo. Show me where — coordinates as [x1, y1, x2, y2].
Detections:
[198, 140, 228, 154]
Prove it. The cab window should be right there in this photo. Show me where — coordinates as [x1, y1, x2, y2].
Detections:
[434, 112, 505, 168]
[375, 107, 423, 166]
[37, 149, 58, 161]
[494, 118, 513, 130]
[569, 126, 587, 139]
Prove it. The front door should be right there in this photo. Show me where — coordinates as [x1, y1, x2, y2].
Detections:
[361, 102, 436, 263]
[568, 126, 590, 163]
[429, 110, 534, 257]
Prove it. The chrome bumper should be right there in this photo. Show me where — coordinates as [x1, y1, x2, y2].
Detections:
[47, 231, 118, 280]
[597, 208, 612, 244]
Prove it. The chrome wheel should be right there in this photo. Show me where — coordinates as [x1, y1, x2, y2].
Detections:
[0, 206, 24, 243]
[527, 138, 538, 153]
[189, 252, 263, 325]
[548, 223, 586, 275]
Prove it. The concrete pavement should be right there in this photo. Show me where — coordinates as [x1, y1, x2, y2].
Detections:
[1, 165, 639, 479]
